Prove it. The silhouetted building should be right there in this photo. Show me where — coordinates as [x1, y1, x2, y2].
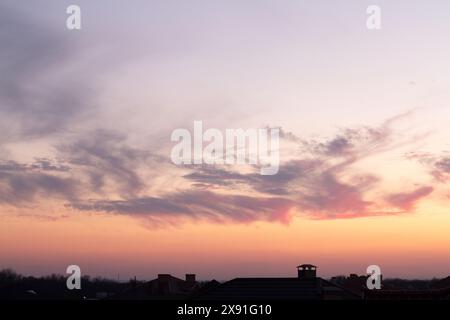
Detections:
[330, 274, 369, 296]
[110, 274, 199, 300]
[329, 273, 450, 300]
[432, 276, 450, 290]
[195, 264, 360, 300]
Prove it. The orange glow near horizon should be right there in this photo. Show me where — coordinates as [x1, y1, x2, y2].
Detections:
[1, 202, 449, 280]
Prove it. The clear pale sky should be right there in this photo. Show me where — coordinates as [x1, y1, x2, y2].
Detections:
[1, 0, 450, 280]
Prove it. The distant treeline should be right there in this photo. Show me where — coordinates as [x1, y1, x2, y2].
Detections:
[330, 274, 449, 291]
[0, 268, 136, 300]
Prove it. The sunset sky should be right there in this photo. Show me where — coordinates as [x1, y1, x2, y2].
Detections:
[1, 0, 450, 280]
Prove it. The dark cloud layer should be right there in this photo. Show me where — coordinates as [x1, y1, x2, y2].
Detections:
[71, 190, 294, 224]
[57, 130, 153, 197]
[0, 161, 79, 205]
[0, 129, 156, 205]
[0, 159, 69, 173]
[183, 159, 319, 196]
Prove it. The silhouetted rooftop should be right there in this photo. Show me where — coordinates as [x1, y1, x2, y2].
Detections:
[195, 277, 360, 300]
[297, 264, 317, 268]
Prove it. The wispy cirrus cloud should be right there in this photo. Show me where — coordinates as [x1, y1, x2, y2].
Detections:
[406, 152, 450, 183]
[65, 112, 435, 224]
[0, 108, 436, 224]
[175, 112, 432, 220]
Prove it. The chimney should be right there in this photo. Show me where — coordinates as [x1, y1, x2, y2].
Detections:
[158, 274, 171, 281]
[297, 264, 317, 279]
[185, 274, 196, 284]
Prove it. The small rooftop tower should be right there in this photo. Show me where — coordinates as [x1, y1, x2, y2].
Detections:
[297, 264, 317, 279]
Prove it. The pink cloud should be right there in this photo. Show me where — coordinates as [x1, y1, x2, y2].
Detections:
[386, 186, 434, 211]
